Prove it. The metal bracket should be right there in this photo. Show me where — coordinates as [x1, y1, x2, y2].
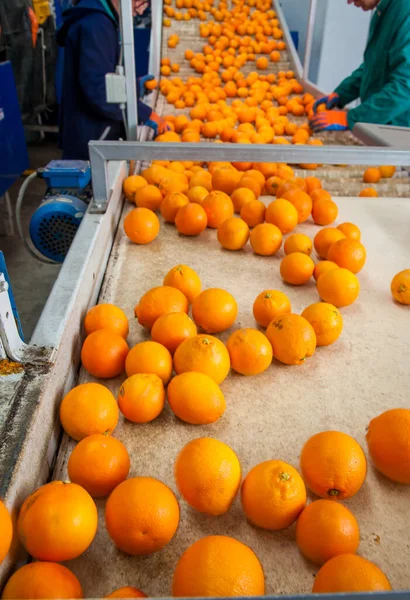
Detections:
[0, 274, 52, 364]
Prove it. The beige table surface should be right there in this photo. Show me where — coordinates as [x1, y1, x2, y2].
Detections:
[55, 195, 410, 598]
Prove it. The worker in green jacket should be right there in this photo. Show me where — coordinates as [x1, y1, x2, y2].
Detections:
[310, 0, 410, 131]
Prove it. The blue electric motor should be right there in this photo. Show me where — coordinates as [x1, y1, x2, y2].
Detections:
[29, 160, 92, 262]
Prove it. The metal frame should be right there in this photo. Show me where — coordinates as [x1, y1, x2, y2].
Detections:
[120, 0, 138, 140]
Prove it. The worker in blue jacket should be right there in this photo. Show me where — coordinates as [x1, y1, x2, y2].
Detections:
[57, 0, 169, 160]
[310, 0, 410, 132]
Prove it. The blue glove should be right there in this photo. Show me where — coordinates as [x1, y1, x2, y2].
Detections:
[138, 74, 155, 98]
[145, 112, 171, 136]
[313, 92, 341, 114]
[310, 110, 349, 132]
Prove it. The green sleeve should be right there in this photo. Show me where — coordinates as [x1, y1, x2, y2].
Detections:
[347, 16, 410, 128]
[334, 63, 365, 107]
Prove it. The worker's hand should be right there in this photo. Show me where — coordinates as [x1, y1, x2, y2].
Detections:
[313, 92, 340, 114]
[310, 110, 349, 132]
[145, 112, 170, 136]
[138, 74, 155, 98]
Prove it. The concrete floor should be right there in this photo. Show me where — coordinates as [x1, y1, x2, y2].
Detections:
[1, 140, 61, 341]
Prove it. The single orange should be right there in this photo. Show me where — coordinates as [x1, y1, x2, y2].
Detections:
[17, 481, 97, 562]
[367, 408, 410, 483]
[280, 252, 315, 285]
[238, 175, 261, 198]
[391, 269, 410, 305]
[314, 227, 346, 259]
[313, 260, 339, 281]
[252, 290, 291, 328]
[265, 199, 298, 234]
[337, 222, 361, 241]
[187, 185, 209, 205]
[212, 167, 242, 195]
[312, 199, 338, 226]
[125, 341, 172, 384]
[81, 329, 129, 378]
[300, 430, 367, 499]
[0, 500, 12, 564]
[84, 304, 128, 339]
[284, 233, 312, 255]
[1, 563, 83, 600]
[276, 180, 297, 199]
[241, 460, 306, 530]
[282, 188, 312, 223]
[231, 188, 256, 213]
[379, 165, 396, 178]
[175, 203, 208, 236]
[317, 268, 360, 307]
[312, 554, 391, 594]
[163, 264, 201, 304]
[360, 187, 378, 198]
[217, 217, 250, 250]
[266, 314, 316, 365]
[240, 199, 266, 228]
[174, 334, 231, 384]
[118, 373, 165, 423]
[192, 288, 238, 333]
[310, 188, 332, 204]
[226, 328, 273, 375]
[175, 437, 241, 515]
[172, 535, 265, 597]
[135, 285, 189, 329]
[363, 167, 381, 184]
[327, 238, 367, 273]
[141, 165, 168, 185]
[60, 382, 119, 440]
[151, 312, 197, 354]
[105, 477, 179, 555]
[168, 372, 226, 424]
[189, 170, 212, 191]
[203, 191, 234, 228]
[305, 176, 322, 195]
[135, 185, 163, 211]
[250, 223, 282, 256]
[68, 434, 130, 497]
[160, 192, 189, 223]
[301, 302, 343, 346]
[124, 208, 160, 244]
[123, 175, 147, 203]
[105, 587, 147, 598]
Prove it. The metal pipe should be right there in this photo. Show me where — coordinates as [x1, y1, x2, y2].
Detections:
[303, 0, 318, 81]
[120, 0, 138, 140]
[149, 0, 163, 79]
[273, 0, 303, 79]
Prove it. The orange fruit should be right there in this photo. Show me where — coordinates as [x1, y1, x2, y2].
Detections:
[118, 373, 165, 423]
[172, 535, 265, 597]
[317, 268, 360, 307]
[231, 188, 256, 213]
[314, 227, 346, 259]
[151, 312, 197, 354]
[17, 481, 97, 562]
[301, 302, 343, 346]
[296, 500, 359, 566]
[310, 188, 332, 204]
[359, 187, 378, 198]
[366, 408, 410, 483]
[135, 185, 163, 211]
[124, 207, 160, 244]
[192, 288, 237, 333]
[189, 170, 212, 191]
[312, 199, 338, 226]
[391, 269, 410, 305]
[276, 180, 297, 199]
[212, 167, 241, 195]
[363, 167, 381, 183]
[105, 588, 146, 598]
[174, 334, 231, 384]
[327, 238, 367, 273]
[280, 252, 315, 285]
[337, 222, 361, 241]
[203, 191, 234, 228]
[0, 500, 12, 564]
[135, 285, 189, 329]
[175, 203, 208, 236]
[312, 554, 391, 593]
[84, 303, 128, 339]
[226, 328, 273, 375]
[161, 192, 189, 223]
[68, 434, 130, 497]
[60, 382, 119, 440]
[1, 563, 83, 600]
[141, 165, 168, 185]
[252, 290, 291, 328]
[105, 477, 179, 555]
[168, 372, 226, 424]
[305, 176, 322, 195]
[282, 188, 312, 223]
[379, 165, 396, 178]
[175, 438, 241, 515]
[188, 185, 209, 205]
[241, 460, 306, 530]
[81, 329, 129, 378]
[250, 223, 282, 256]
[163, 264, 201, 304]
[256, 56, 268, 69]
[240, 199, 266, 228]
[266, 314, 316, 365]
[125, 341, 172, 384]
[123, 175, 147, 203]
[300, 430, 367, 499]
[246, 169, 266, 190]
[238, 175, 261, 198]
[265, 199, 298, 234]
[253, 162, 278, 179]
[313, 260, 339, 281]
[217, 217, 250, 250]
[284, 233, 312, 255]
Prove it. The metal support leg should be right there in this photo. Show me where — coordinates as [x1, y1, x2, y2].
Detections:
[120, 0, 138, 141]
[0, 193, 15, 236]
[303, 0, 318, 81]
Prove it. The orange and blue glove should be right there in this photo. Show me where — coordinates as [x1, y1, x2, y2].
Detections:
[313, 92, 341, 114]
[145, 112, 171, 136]
[138, 74, 155, 98]
[310, 110, 349, 132]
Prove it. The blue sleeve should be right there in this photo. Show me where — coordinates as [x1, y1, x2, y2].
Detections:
[77, 15, 122, 122]
[334, 63, 365, 107]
